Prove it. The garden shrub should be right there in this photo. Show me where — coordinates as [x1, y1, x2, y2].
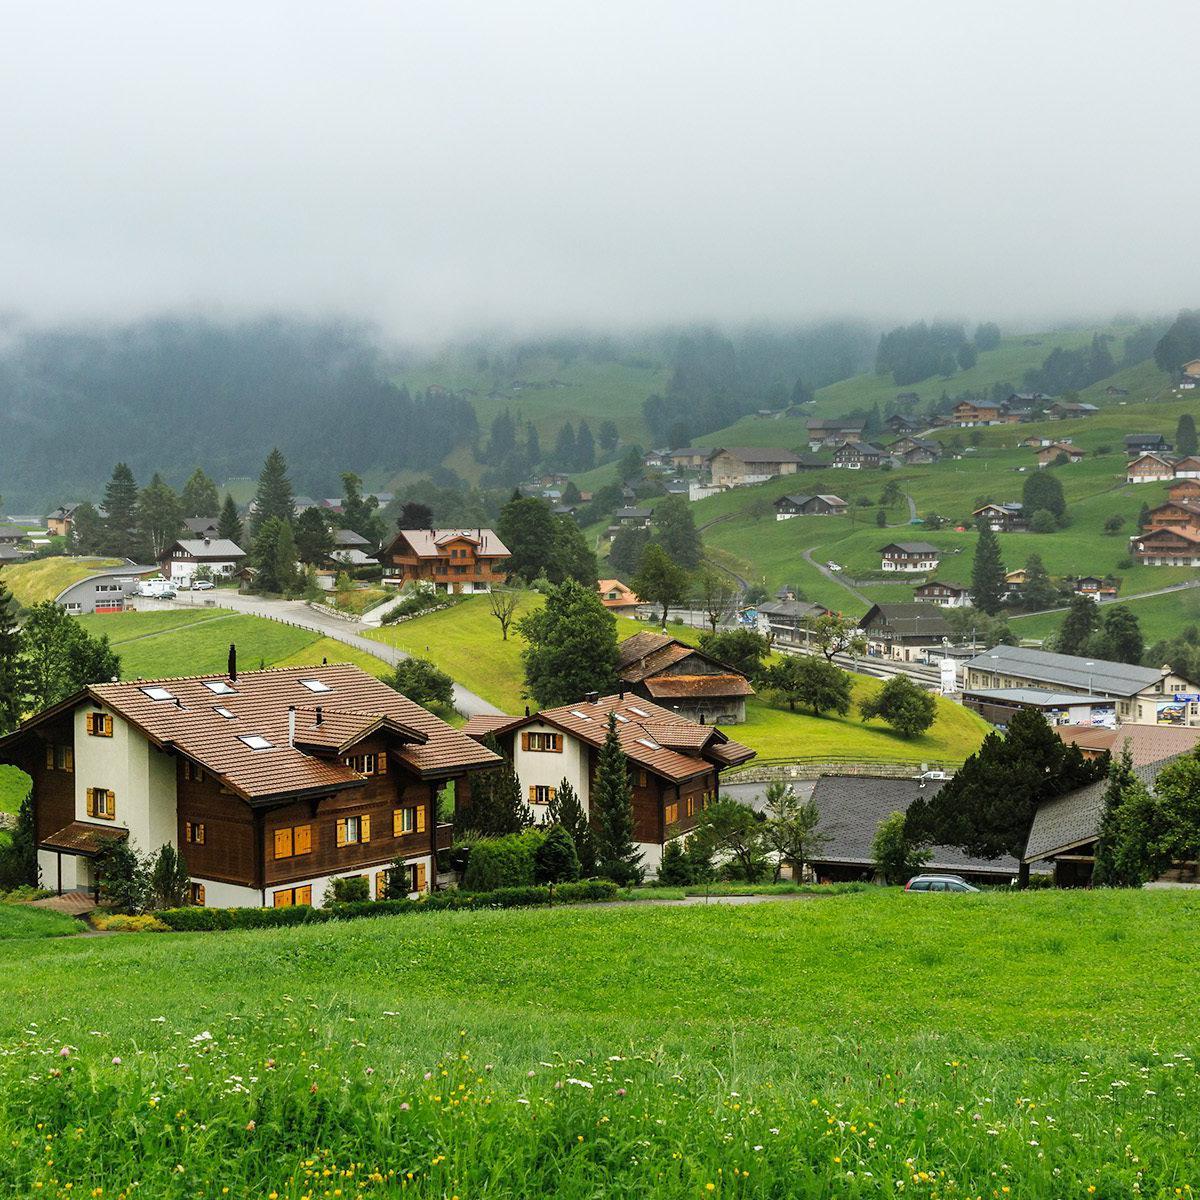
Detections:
[330, 876, 371, 904]
[463, 828, 546, 891]
[534, 824, 581, 883]
[90, 913, 169, 933]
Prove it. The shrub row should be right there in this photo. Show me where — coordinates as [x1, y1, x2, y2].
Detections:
[153, 880, 618, 932]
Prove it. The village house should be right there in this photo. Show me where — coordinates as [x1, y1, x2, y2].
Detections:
[885, 413, 921, 435]
[950, 400, 1002, 426]
[668, 448, 711, 471]
[1035, 443, 1085, 468]
[615, 631, 756, 724]
[889, 436, 940, 465]
[183, 516, 221, 539]
[963, 686, 1117, 731]
[597, 579, 641, 614]
[971, 502, 1026, 531]
[1139, 499, 1200, 534]
[1046, 401, 1099, 420]
[1125, 433, 1173, 456]
[46, 505, 80, 539]
[1126, 453, 1178, 484]
[612, 506, 653, 529]
[806, 418, 865, 450]
[379, 528, 510, 594]
[462, 693, 754, 874]
[0, 663, 499, 905]
[1169, 478, 1200, 503]
[1056, 722, 1200, 764]
[1173, 455, 1200, 480]
[159, 537, 247, 586]
[831, 441, 885, 469]
[753, 598, 831, 643]
[1070, 575, 1119, 599]
[1182, 359, 1200, 380]
[1021, 434, 1065, 448]
[1130, 526, 1200, 566]
[706, 447, 804, 488]
[858, 602, 951, 662]
[808, 775, 1030, 885]
[912, 581, 971, 608]
[327, 529, 379, 569]
[962, 645, 1200, 727]
[879, 541, 940, 573]
[773, 493, 847, 519]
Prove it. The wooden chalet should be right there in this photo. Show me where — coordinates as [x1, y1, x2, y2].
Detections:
[773, 493, 847, 519]
[706, 448, 804, 488]
[912, 581, 971, 608]
[1126, 453, 1177, 484]
[159, 537, 246, 585]
[1174, 455, 1200, 479]
[1141, 500, 1200, 534]
[1125, 433, 1173, 456]
[0, 663, 500, 907]
[1131, 526, 1200, 566]
[831, 441, 885, 469]
[806, 418, 865, 450]
[972, 502, 1026, 531]
[462, 693, 754, 875]
[1046, 401, 1099, 419]
[1035, 443, 1084, 467]
[879, 541, 940, 573]
[858, 603, 951, 662]
[46, 505, 80, 539]
[380, 528, 510, 594]
[889, 436, 940, 464]
[1168, 478, 1200, 502]
[615, 631, 755, 724]
[597, 579, 641, 614]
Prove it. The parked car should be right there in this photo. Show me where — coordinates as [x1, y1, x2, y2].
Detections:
[191, 580, 215, 591]
[826, 560, 843, 572]
[904, 874, 980, 893]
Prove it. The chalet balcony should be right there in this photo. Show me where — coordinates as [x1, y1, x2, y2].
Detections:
[436, 822, 454, 851]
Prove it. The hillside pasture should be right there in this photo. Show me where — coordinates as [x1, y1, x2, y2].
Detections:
[0, 891, 1196, 1197]
[2, 556, 123, 607]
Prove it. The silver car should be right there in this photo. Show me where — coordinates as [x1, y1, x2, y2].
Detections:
[904, 874, 980, 893]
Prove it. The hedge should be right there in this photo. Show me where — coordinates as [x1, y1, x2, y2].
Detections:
[462, 829, 546, 892]
[153, 879, 618, 932]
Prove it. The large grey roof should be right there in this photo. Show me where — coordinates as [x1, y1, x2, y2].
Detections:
[168, 538, 246, 559]
[965, 686, 1106, 707]
[1023, 753, 1181, 862]
[810, 775, 1028, 877]
[756, 599, 828, 619]
[964, 644, 1169, 698]
[860, 603, 952, 638]
[709, 447, 805, 464]
[882, 541, 940, 554]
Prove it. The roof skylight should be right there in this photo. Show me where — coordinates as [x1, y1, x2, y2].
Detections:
[238, 734, 273, 750]
[203, 680, 236, 695]
[141, 686, 176, 702]
[301, 679, 332, 693]
[214, 706, 235, 719]
[613, 713, 629, 722]
[569, 709, 592, 720]
[636, 738, 661, 751]
[627, 705, 649, 717]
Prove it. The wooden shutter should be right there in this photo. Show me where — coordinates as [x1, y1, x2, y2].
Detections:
[274, 828, 293, 859]
[336, 818, 347, 848]
[416, 862, 427, 892]
[274, 889, 293, 908]
[361, 814, 371, 843]
[375, 871, 386, 899]
[296, 885, 312, 906]
[392, 808, 403, 837]
[377, 753, 387, 776]
[552, 734, 563, 753]
[520, 732, 530, 751]
[86, 788, 95, 817]
[64, 747, 73, 772]
[45, 743, 54, 770]
[185, 820, 193, 843]
[529, 785, 537, 803]
[193, 883, 205, 906]
[416, 805, 426, 834]
[294, 825, 311, 855]
[103, 715, 113, 737]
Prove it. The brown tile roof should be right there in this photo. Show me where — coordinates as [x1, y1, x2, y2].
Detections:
[1056, 723, 1200, 765]
[42, 821, 129, 855]
[644, 674, 756, 700]
[383, 528, 510, 559]
[40, 664, 498, 802]
[473, 693, 755, 783]
[461, 714, 516, 739]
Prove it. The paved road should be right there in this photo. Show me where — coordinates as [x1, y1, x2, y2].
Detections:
[800, 546, 873, 606]
[147, 593, 504, 717]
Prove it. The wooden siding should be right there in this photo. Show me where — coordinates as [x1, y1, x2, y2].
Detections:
[176, 766, 258, 887]
[28, 719, 76, 842]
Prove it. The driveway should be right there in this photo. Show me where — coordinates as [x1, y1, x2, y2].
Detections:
[148, 592, 504, 717]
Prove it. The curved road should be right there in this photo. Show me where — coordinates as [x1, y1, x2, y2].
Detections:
[151, 593, 504, 717]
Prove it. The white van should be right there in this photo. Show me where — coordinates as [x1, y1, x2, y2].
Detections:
[137, 578, 178, 599]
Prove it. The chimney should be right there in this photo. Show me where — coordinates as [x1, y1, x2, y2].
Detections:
[288, 705, 296, 746]
[315, 705, 323, 726]
[228, 644, 237, 682]
[585, 691, 599, 704]
[524, 704, 530, 717]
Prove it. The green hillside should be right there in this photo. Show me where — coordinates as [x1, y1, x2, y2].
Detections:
[3, 557, 123, 608]
[0, 891, 1196, 1197]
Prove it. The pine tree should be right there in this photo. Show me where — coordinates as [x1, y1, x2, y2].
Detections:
[1021, 553, 1057, 611]
[250, 448, 295, 535]
[217, 494, 244, 544]
[591, 713, 643, 885]
[1057, 593, 1099, 657]
[181, 468, 221, 518]
[293, 506, 333, 564]
[71, 502, 105, 554]
[1093, 605, 1143, 665]
[970, 523, 1006, 614]
[547, 779, 595, 875]
[0, 570, 22, 734]
[252, 516, 298, 593]
[136, 473, 184, 560]
[554, 423, 577, 470]
[575, 421, 595, 471]
[101, 463, 142, 559]
[1177, 414, 1198, 457]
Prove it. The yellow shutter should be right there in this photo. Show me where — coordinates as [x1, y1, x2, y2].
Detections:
[375, 871, 386, 899]
[336, 818, 347, 848]
[548, 786, 556, 801]
[195, 883, 205, 906]
[377, 753, 387, 776]
[521, 732, 530, 751]
[528, 785, 536, 803]
[416, 862, 427, 892]
[274, 889, 293, 908]
[393, 808, 403, 837]
[64, 747, 73, 772]
[104, 715, 113, 736]
[296, 885, 312, 906]
[361, 813, 371, 843]
[45, 743, 54, 770]
[86, 788, 95, 817]
[416, 805, 426, 834]
[274, 828, 293, 859]
[185, 820, 193, 843]
[294, 825, 312, 855]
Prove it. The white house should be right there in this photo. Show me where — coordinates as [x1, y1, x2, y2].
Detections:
[159, 537, 246, 585]
[879, 541, 940, 573]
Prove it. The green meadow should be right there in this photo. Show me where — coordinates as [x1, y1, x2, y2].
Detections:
[0, 889, 1196, 1197]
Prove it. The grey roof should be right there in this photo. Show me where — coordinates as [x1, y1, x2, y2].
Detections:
[775, 493, 814, 507]
[810, 775, 1027, 877]
[332, 528, 371, 547]
[964, 644, 1170, 699]
[1023, 753, 1181, 862]
[756, 599, 828, 620]
[0, 545, 25, 562]
[881, 541, 940, 554]
[808, 418, 866, 430]
[860, 603, 952, 638]
[183, 517, 220, 535]
[167, 538, 246, 559]
[615, 506, 652, 519]
[965, 687, 1108, 707]
[708, 447, 805, 464]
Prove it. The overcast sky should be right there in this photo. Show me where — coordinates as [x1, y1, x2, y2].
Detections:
[2, 1, 1195, 340]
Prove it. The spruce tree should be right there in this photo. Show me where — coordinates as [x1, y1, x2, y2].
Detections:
[181, 468, 221, 518]
[217, 494, 244, 544]
[1057, 593, 1099, 657]
[970, 523, 1006, 614]
[101, 463, 142, 559]
[1021, 553, 1057, 611]
[136, 473, 184, 560]
[1177, 414, 1198, 457]
[575, 421, 595, 471]
[250, 448, 295, 535]
[592, 713, 643, 885]
[0, 570, 22, 735]
[547, 779, 595, 875]
[71, 501, 105, 554]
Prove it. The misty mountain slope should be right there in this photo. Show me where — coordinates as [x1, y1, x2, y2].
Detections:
[0, 317, 477, 510]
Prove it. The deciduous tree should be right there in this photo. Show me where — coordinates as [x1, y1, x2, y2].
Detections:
[181, 468, 220, 518]
[811, 612, 867, 662]
[488, 588, 520, 641]
[630, 543, 691, 626]
[517, 579, 618, 708]
[1057, 593, 1099, 656]
[859, 675, 937, 738]
[760, 781, 830, 881]
[695, 566, 739, 633]
[872, 811, 930, 884]
[765, 655, 852, 716]
[386, 657, 455, 712]
[698, 629, 770, 680]
[653, 494, 703, 570]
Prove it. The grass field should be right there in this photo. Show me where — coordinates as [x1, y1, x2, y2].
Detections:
[329, 586, 390, 616]
[0, 765, 28, 815]
[0, 905, 79, 939]
[1011, 585, 1200, 644]
[2, 556, 123, 607]
[0, 890, 1196, 1197]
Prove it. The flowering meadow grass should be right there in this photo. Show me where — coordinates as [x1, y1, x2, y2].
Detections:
[0, 889, 1197, 1198]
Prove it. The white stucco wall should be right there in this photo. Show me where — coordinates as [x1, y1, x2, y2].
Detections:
[512, 722, 590, 816]
[195, 855, 435, 909]
[72, 706, 178, 854]
[38, 848, 88, 892]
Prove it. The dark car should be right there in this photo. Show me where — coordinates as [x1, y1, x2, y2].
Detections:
[904, 874, 980, 893]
